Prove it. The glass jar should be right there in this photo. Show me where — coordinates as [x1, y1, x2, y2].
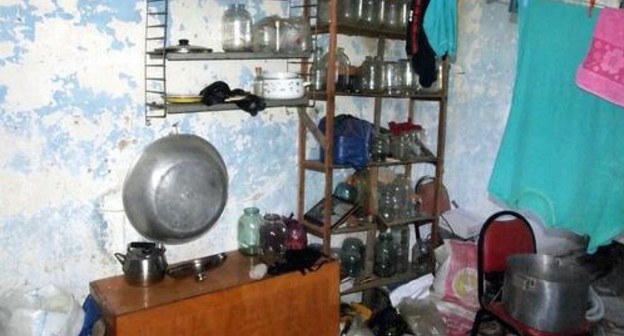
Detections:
[342, 237, 365, 256]
[371, 132, 391, 162]
[411, 236, 432, 274]
[391, 226, 410, 274]
[392, 173, 412, 220]
[361, 56, 383, 93]
[222, 4, 253, 52]
[310, 47, 326, 91]
[382, 61, 400, 94]
[383, 0, 400, 31]
[322, 47, 351, 92]
[284, 216, 307, 250]
[339, 0, 358, 23]
[340, 250, 363, 278]
[317, 0, 330, 24]
[237, 207, 263, 256]
[378, 185, 395, 222]
[398, 59, 414, 94]
[374, 232, 397, 277]
[398, 0, 409, 31]
[360, 0, 381, 27]
[252, 15, 278, 52]
[389, 133, 409, 160]
[260, 213, 287, 260]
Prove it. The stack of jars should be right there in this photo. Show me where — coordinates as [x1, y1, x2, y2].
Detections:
[317, 0, 410, 33]
[360, 56, 420, 95]
[237, 208, 307, 261]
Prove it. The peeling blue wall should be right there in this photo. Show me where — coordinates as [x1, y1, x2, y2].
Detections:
[0, 0, 564, 301]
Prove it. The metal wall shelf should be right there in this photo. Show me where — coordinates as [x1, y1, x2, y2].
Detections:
[148, 51, 311, 61]
[149, 97, 309, 114]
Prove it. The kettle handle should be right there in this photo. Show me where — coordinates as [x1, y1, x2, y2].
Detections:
[114, 253, 126, 265]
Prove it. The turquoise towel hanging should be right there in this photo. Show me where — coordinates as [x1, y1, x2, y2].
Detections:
[488, 0, 624, 253]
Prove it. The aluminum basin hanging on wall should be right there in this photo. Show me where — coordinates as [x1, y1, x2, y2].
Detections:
[122, 134, 228, 244]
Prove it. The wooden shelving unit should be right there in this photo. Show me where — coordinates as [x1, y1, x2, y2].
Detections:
[297, 0, 449, 295]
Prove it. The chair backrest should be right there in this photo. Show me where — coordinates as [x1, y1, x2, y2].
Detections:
[477, 210, 536, 307]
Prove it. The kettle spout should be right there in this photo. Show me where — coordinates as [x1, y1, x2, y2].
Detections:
[114, 252, 126, 265]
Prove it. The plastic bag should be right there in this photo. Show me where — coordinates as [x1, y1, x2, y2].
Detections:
[0, 285, 85, 336]
[398, 297, 447, 335]
[318, 115, 374, 170]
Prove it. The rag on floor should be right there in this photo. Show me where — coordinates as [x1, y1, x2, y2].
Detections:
[488, 0, 624, 253]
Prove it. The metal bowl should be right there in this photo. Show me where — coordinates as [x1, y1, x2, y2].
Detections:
[122, 134, 228, 244]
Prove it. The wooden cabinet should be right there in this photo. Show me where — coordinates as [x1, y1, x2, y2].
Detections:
[90, 251, 339, 336]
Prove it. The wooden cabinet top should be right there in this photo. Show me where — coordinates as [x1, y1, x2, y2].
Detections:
[90, 251, 337, 317]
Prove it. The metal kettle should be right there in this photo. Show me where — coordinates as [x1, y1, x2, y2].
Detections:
[114, 242, 168, 287]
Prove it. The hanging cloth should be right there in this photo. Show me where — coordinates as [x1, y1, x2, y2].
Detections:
[406, 0, 438, 87]
[423, 0, 458, 57]
[576, 8, 624, 108]
[488, 0, 624, 253]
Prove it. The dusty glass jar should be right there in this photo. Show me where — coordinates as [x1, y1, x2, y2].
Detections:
[411, 236, 432, 274]
[310, 47, 326, 91]
[321, 47, 351, 92]
[391, 226, 410, 273]
[222, 4, 253, 52]
[237, 207, 263, 256]
[260, 213, 287, 259]
[361, 56, 383, 93]
[360, 0, 381, 27]
[374, 232, 397, 277]
[383, 0, 400, 31]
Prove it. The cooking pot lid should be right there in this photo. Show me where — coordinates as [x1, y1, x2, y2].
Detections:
[154, 39, 213, 54]
[122, 134, 228, 244]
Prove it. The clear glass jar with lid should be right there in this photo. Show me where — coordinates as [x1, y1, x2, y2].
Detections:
[221, 4, 253, 52]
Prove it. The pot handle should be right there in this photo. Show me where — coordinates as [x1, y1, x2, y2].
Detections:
[114, 252, 126, 265]
[586, 285, 604, 322]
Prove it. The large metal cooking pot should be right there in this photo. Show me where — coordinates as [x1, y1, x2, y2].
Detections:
[122, 134, 228, 244]
[502, 254, 595, 333]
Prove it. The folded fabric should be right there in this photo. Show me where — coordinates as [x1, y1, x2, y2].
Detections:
[576, 8, 624, 108]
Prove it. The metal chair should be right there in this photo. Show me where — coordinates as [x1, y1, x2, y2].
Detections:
[470, 210, 590, 336]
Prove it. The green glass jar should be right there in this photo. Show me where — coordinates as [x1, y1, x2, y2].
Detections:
[237, 207, 263, 256]
[373, 232, 397, 278]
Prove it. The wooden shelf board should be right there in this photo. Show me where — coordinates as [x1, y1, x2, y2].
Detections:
[313, 23, 405, 40]
[309, 90, 444, 101]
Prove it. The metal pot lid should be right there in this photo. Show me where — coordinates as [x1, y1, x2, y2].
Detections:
[122, 134, 228, 244]
[154, 39, 213, 54]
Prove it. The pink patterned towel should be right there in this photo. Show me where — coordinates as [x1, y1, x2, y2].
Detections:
[576, 8, 624, 108]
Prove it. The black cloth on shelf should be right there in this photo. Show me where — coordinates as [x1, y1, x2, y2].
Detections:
[267, 248, 327, 276]
[406, 0, 438, 88]
[199, 81, 265, 116]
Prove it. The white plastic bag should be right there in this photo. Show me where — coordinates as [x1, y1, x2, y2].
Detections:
[0, 285, 85, 336]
